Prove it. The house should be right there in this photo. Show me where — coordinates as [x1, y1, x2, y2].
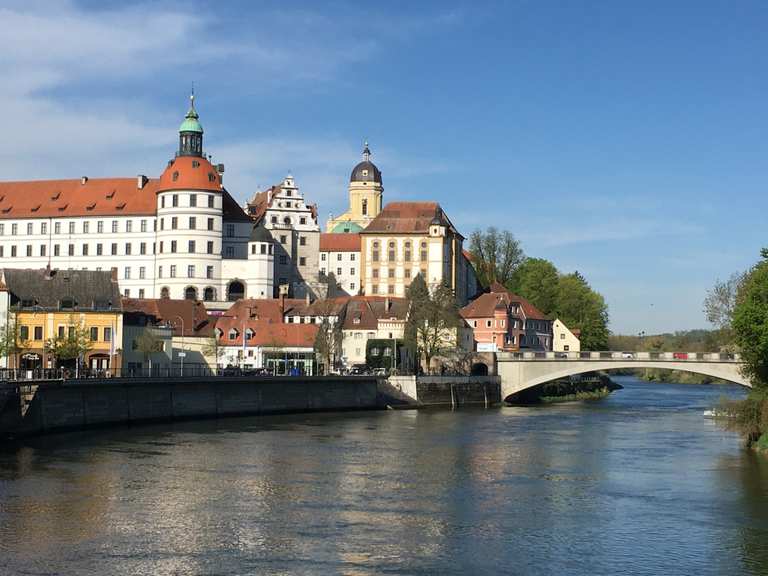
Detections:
[318, 233, 361, 296]
[0, 267, 122, 373]
[552, 319, 581, 352]
[460, 282, 553, 352]
[340, 296, 409, 368]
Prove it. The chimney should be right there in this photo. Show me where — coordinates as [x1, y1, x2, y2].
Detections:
[137, 175, 148, 189]
[80, 176, 88, 185]
[44, 264, 53, 280]
[217, 163, 225, 185]
[305, 292, 311, 306]
[279, 293, 286, 316]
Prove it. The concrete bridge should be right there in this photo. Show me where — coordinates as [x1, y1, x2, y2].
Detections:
[497, 351, 749, 400]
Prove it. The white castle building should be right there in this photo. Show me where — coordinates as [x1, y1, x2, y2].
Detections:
[0, 95, 274, 303]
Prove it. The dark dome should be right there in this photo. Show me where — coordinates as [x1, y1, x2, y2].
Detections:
[350, 160, 382, 184]
[249, 224, 272, 243]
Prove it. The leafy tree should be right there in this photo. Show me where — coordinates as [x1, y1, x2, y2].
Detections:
[731, 251, 768, 389]
[0, 318, 24, 370]
[469, 227, 524, 288]
[405, 275, 461, 373]
[704, 272, 745, 330]
[202, 335, 226, 367]
[554, 272, 609, 351]
[136, 330, 163, 376]
[508, 258, 560, 315]
[45, 320, 93, 368]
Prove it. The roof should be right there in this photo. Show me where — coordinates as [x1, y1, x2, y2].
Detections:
[249, 224, 273, 242]
[179, 97, 203, 133]
[364, 201, 463, 238]
[214, 298, 318, 347]
[460, 282, 548, 321]
[121, 298, 214, 337]
[0, 177, 159, 219]
[158, 155, 221, 193]
[2, 268, 121, 311]
[330, 221, 364, 234]
[351, 160, 382, 184]
[319, 233, 361, 252]
[284, 296, 349, 318]
[342, 296, 408, 330]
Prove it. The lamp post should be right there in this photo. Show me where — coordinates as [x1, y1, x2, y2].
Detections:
[168, 315, 185, 377]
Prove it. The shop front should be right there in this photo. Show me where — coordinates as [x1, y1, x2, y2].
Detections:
[263, 351, 316, 376]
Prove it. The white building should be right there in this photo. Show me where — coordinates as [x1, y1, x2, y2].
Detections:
[552, 318, 581, 353]
[0, 94, 273, 304]
[318, 233, 361, 296]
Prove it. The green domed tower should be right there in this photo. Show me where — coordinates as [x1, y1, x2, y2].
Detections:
[178, 92, 203, 157]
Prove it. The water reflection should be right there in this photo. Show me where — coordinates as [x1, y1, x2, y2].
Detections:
[0, 378, 766, 575]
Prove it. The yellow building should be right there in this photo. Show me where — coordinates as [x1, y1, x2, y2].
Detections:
[326, 143, 384, 233]
[1, 268, 122, 373]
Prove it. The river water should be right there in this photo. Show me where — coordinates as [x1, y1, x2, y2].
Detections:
[1, 376, 767, 576]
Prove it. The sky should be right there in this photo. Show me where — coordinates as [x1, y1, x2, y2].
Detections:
[2, 0, 767, 335]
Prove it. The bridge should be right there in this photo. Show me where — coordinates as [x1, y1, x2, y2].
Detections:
[496, 351, 749, 401]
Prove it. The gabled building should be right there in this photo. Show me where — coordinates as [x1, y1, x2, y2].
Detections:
[245, 176, 320, 298]
[460, 282, 553, 352]
[359, 201, 471, 304]
[552, 319, 581, 352]
[341, 296, 409, 367]
[318, 233, 361, 296]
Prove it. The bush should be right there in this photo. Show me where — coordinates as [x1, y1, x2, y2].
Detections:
[717, 391, 768, 447]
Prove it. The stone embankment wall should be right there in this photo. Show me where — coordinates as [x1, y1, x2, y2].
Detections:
[386, 376, 501, 407]
[0, 376, 379, 438]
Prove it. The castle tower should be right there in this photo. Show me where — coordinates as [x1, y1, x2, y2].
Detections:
[326, 142, 383, 233]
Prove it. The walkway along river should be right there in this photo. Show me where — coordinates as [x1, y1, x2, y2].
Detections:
[1, 376, 767, 575]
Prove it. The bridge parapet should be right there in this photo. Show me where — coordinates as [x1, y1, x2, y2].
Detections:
[497, 351, 741, 362]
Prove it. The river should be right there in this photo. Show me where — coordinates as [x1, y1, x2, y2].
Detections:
[1, 376, 767, 575]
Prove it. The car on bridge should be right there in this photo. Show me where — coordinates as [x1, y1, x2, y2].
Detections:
[621, 352, 635, 359]
[673, 352, 689, 360]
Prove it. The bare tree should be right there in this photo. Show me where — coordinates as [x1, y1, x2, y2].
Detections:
[468, 227, 524, 288]
[704, 272, 745, 330]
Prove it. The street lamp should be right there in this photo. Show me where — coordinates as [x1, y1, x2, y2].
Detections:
[167, 315, 185, 377]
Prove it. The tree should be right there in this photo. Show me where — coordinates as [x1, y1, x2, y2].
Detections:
[704, 272, 745, 330]
[202, 334, 226, 368]
[731, 251, 768, 389]
[0, 318, 24, 370]
[312, 299, 345, 374]
[405, 275, 461, 374]
[469, 227, 524, 288]
[508, 258, 560, 315]
[45, 320, 93, 370]
[554, 272, 609, 351]
[136, 330, 162, 376]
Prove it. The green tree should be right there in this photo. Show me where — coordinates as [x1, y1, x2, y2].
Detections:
[508, 258, 560, 315]
[554, 272, 609, 351]
[136, 330, 163, 376]
[0, 318, 24, 370]
[468, 227, 524, 288]
[45, 320, 93, 369]
[405, 275, 461, 373]
[731, 251, 768, 389]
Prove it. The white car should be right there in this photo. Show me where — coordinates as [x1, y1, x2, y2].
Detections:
[621, 352, 635, 359]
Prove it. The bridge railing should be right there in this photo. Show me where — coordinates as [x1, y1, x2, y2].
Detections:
[499, 351, 741, 362]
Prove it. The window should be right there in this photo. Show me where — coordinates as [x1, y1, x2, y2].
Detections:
[561, 333, 566, 340]
[170, 265, 177, 278]
[388, 242, 395, 261]
[372, 269, 379, 278]
[68, 244, 74, 256]
[161, 196, 166, 208]
[69, 222, 75, 234]
[159, 241, 163, 253]
[27, 223, 33, 235]
[171, 217, 178, 230]
[90, 327, 98, 341]
[188, 240, 195, 253]
[207, 218, 214, 231]
[54, 222, 61, 234]
[420, 241, 428, 261]
[405, 268, 411, 279]
[190, 194, 197, 207]
[362, 198, 368, 215]
[82, 244, 88, 256]
[337, 253, 342, 261]
[34, 326, 43, 341]
[0, 223, 4, 235]
[337, 267, 342, 276]
[189, 217, 196, 229]
[54, 244, 60, 257]
[139, 289, 145, 298]
[140, 242, 146, 255]
[280, 235, 287, 244]
[172, 194, 178, 207]
[206, 266, 213, 279]
[125, 267, 131, 279]
[96, 243, 103, 256]
[41, 222, 47, 235]
[350, 253, 356, 261]
[111, 243, 117, 256]
[299, 236, 306, 246]
[125, 243, 131, 255]
[139, 267, 146, 279]
[283, 217, 291, 226]
[226, 224, 234, 237]
[350, 283, 356, 291]
[140, 220, 147, 233]
[225, 246, 234, 258]
[387, 285, 394, 294]
[112, 220, 118, 233]
[372, 240, 379, 262]
[40, 245, 46, 257]
[160, 219, 165, 231]
[25, 245, 32, 257]
[126, 220, 132, 233]
[388, 268, 395, 278]
[299, 257, 306, 266]
[207, 241, 214, 254]
[487, 320, 492, 327]
[300, 217, 306, 225]
[321, 253, 326, 261]
[350, 267, 355, 276]
[158, 266, 163, 278]
[97, 221, 103, 234]
[10, 245, 16, 257]
[371, 285, 378, 295]
[104, 327, 112, 342]
[208, 195, 214, 208]
[20, 326, 29, 341]
[82, 222, 89, 234]
[271, 216, 278, 224]
[187, 265, 195, 278]
[260, 244, 266, 254]
[171, 240, 177, 253]
[58, 326, 65, 338]
[279, 255, 287, 265]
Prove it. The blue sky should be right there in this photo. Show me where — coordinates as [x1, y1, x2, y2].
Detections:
[2, 1, 767, 334]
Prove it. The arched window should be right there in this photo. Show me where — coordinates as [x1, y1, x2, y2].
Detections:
[184, 286, 198, 301]
[160, 286, 170, 299]
[362, 198, 368, 215]
[227, 280, 245, 301]
[203, 287, 216, 301]
[283, 216, 291, 226]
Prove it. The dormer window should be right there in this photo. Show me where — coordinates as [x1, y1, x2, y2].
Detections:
[60, 297, 75, 310]
[172, 171, 179, 182]
[208, 172, 216, 182]
[192, 160, 200, 168]
[228, 329, 238, 340]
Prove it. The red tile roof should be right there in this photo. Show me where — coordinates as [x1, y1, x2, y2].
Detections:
[319, 233, 361, 252]
[341, 295, 408, 330]
[215, 298, 319, 347]
[363, 201, 463, 238]
[461, 282, 548, 321]
[122, 298, 214, 337]
[158, 155, 221, 192]
[0, 177, 159, 219]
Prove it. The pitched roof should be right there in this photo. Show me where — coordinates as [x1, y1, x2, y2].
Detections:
[284, 296, 349, 318]
[121, 298, 214, 337]
[2, 268, 121, 311]
[0, 177, 159, 219]
[319, 233, 361, 252]
[342, 296, 408, 330]
[363, 201, 462, 237]
[244, 184, 319, 226]
[214, 298, 318, 347]
[158, 155, 221, 193]
[461, 282, 548, 321]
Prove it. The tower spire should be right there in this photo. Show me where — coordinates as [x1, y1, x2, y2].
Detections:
[363, 140, 371, 162]
[178, 88, 204, 157]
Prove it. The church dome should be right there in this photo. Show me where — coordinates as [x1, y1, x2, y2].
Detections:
[350, 142, 382, 184]
[331, 221, 364, 234]
[179, 94, 203, 134]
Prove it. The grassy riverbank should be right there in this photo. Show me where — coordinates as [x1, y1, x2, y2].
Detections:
[507, 373, 622, 405]
[717, 391, 768, 452]
[540, 386, 613, 404]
